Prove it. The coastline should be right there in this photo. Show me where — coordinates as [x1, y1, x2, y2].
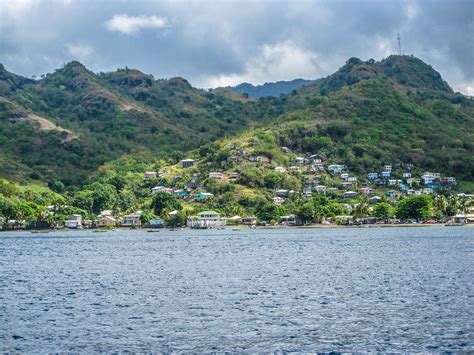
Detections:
[1, 223, 473, 233]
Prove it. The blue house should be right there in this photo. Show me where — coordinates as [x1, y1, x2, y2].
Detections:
[381, 171, 391, 178]
[367, 173, 378, 180]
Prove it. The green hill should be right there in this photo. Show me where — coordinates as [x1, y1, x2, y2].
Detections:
[0, 62, 276, 184]
[0, 55, 472, 188]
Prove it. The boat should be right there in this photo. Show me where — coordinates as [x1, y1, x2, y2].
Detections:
[147, 229, 160, 233]
[232, 228, 242, 231]
[31, 231, 49, 234]
[92, 230, 108, 233]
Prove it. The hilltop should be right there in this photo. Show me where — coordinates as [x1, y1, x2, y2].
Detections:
[224, 78, 314, 98]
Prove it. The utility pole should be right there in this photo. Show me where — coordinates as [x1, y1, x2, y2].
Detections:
[397, 33, 402, 56]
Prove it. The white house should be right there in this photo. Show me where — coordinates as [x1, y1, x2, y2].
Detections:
[65, 214, 82, 229]
[209, 172, 224, 179]
[187, 211, 226, 229]
[275, 166, 286, 173]
[273, 197, 284, 205]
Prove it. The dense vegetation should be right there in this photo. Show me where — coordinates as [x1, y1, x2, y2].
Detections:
[0, 55, 473, 191]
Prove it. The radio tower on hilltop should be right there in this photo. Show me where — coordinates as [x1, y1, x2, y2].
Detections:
[397, 33, 402, 55]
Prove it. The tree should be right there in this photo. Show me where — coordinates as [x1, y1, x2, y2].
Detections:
[396, 195, 432, 221]
[151, 192, 182, 217]
[140, 210, 154, 225]
[296, 201, 315, 224]
[372, 202, 395, 220]
[256, 202, 281, 223]
[433, 195, 448, 221]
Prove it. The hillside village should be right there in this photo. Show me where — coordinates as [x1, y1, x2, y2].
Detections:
[3, 129, 472, 231]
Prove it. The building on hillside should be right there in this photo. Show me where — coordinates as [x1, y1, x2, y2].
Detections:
[287, 166, 301, 172]
[180, 159, 195, 168]
[359, 188, 374, 195]
[315, 185, 327, 193]
[229, 172, 240, 179]
[367, 173, 378, 180]
[275, 189, 289, 197]
[381, 171, 391, 178]
[281, 147, 292, 154]
[173, 189, 189, 198]
[384, 165, 392, 172]
[403, 172, 412, 179]
[275, 166, 286, 173]
[122, 211, 142, 227]
[295, 156, 307, 164]
[187, 211, 226, 229]
[340, 173, 349, 180]
[273, 197, 284, 205]
[65, 214, 82, 229]
[343, 191, 357, 199]
[369, 196, 382, 204]
[194, 192, 214, 202]
[209, 172, 224, 179]
[144, 172, 157, 179]
[328, 164, 347, 175]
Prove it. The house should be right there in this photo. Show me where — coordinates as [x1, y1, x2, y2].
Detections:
[65, 214, 82, 229]
[96, 215, 117, 227]
[442, 177, 456, 186]
[152, 186, 173, 194]
[173, 189, 189, 198]
[288, 166, 301, 172]
[328, 164, 346, 175]
[144, 171, 157, 179]
[180, 159, 195, 168]
[315, 185, 327, 193]
[228, 215, 242, 224]
[369, 196, 382, 204]
[309, 154, 324, 162]
[122, 211, 142, 227]
[340, 173, 349, 180]
[359, 188, 374, 195]
[386, 190, 398, 198]
[405, 163, 414, 170]
[194, 192, 214, 201]
[294, 156, 306, 164]
[145, 217, 165, 228]
[187, 211, 226, 229]
[388, 179, 397, 186]
[275, 166, 286, 173]
[311, 163, 324, 171]
[403, 172, 412, 179]
[280, 214, 297, 225]
[367, 173, 378, 180]
[241, 216, 257, 226]
[229, 172, 240, 179]
[343, 191, 357, 199]
[303, 186, 313, 198]
[422, 188, 434, 195]
[384, 165, 392, 172]
[381, 171, 391, 178]
[281, 146, 292, 154]
[421, 174, 435, 184]
[83, 220, 93, 229]
[273, 197, 284, 205]
[209, 172, 224, 179]
[275, 189, 289, 197]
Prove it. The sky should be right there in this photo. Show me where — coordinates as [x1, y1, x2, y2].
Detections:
[1, 0, 473, 94]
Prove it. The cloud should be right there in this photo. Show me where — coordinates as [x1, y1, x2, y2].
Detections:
[105, 14, 167, 35]
[0, 0, 472, 94]
[67, 43, 94, 62]
[202, 41, 320, 88]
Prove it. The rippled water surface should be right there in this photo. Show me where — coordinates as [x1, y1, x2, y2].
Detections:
[1, 227, 473, 352]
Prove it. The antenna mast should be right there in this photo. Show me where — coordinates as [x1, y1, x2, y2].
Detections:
[397, 33, 402, 55]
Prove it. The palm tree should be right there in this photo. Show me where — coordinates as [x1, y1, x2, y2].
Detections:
[433, 195, 448, 221]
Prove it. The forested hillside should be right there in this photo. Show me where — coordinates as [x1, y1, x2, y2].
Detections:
[224, 78, 314, 98]
[0, 55, 473, 187]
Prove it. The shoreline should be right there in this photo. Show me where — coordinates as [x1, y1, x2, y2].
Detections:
[1, 223, 473, 233]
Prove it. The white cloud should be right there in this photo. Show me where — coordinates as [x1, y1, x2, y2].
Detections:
[201, 41, 320, 88]
[67, 43, 94, 61]
[105, 14, 167, 35]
